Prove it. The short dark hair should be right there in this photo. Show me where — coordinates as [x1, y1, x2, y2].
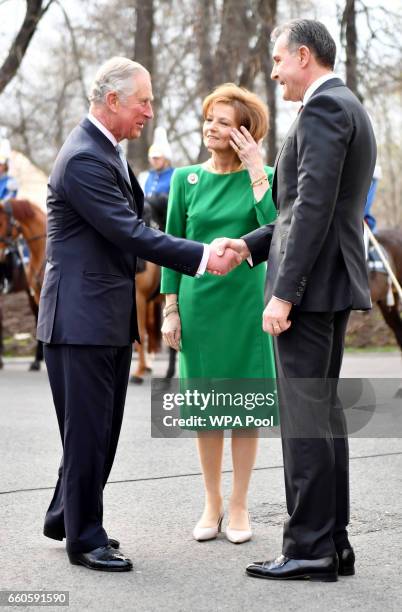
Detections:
[272, 19, 336, 69]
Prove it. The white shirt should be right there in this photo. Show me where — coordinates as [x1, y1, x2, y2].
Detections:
[303, 73, 341, 106]
[87, 113, 118, 146]
[87, 113, 209, 276]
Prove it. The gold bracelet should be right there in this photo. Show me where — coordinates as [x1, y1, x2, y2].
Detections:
[164, 309, 179, 319]
[250, 174, 268, 187]
[163, 303, 179, 318]
[253, 178, 268, 187]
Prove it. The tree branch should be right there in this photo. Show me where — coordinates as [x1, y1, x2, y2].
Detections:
[0, 0, 56, 94]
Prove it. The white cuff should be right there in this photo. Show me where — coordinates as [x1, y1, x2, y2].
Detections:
[273, 295, 293, 305]
[196, 244, 210, 276]
[246, 255, 254, 267]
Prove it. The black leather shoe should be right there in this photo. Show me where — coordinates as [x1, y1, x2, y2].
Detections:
[246, 554, 338, 582]
[43, 526, 119, 549]
[68, 545, 133, 572]
[337, 547, 355, 576]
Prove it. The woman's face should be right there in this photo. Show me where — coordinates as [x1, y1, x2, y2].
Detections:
[203, 103, 239, 153]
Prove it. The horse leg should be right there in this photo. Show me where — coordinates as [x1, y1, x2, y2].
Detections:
[30, 340, 43, 371]
[377, 300, 402, 351]
[131, 291, 147, 384]
[165, 347, 177, 379]
[0, 303, 3, 370]
[27, 293, 42, 371]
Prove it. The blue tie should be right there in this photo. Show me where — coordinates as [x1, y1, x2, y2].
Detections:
[116, 144, 130, 182]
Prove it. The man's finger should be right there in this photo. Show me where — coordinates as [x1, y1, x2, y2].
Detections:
[216, 238, 232, 256]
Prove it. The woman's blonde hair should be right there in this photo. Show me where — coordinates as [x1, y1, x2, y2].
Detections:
[202, 83, 269, 142]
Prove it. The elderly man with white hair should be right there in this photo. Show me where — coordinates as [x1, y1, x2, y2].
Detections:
[38, 57, 241, 572]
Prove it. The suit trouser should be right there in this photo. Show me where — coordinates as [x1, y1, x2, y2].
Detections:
[275, 308, 351, 559]
[43, 344, 132, 554]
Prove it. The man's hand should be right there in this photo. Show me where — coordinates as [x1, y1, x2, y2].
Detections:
[263, 296, 292, 336]
[210, 237, 251, 261]
[207, 243, 242, 275]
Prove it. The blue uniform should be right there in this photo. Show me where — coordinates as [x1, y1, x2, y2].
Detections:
[144, 167, 174, 197]
[364, 178, 378, 232]
[0, 173, 18, 202]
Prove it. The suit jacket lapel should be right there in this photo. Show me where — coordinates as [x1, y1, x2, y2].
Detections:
[272, 79, 344, 209]
[272, 116, 299, 207]
[128, 165, 144, 218]
[80, 117, 143, 218]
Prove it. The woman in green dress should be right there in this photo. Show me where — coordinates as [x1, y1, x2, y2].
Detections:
[161, 83, 278, 544]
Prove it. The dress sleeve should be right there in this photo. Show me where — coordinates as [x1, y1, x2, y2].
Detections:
[253, 166, 277, 226]
[160, 169, 187, 294]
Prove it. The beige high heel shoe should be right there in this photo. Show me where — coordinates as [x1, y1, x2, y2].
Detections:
[193, 514, 224, 542]
[225, 513, 252, 544]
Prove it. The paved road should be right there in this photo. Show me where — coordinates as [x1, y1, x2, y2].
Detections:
[0, 351, 401, 611]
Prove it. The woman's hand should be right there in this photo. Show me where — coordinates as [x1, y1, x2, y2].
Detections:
[161, 312, 181, 351]
[230, 126, 265, 179]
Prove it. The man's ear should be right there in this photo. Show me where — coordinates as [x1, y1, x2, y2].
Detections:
[298, 45, 311, 68]
[105, 91, 119, 113]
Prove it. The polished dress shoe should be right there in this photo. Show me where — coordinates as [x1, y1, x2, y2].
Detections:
[193, 514, 224, 541]
[337, 547, 355, 576]
[246, 554, 338, 582]
[43, 526, 120, 549]
[68, 545, 133, 572]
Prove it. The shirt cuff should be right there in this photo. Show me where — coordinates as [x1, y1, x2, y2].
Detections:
[196, 244, 210, 277]
[273, 295, 293, 305]
[246, 255, 254, 267]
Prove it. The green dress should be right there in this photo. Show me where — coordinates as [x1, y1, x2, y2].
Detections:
[161, 164, 279, 429]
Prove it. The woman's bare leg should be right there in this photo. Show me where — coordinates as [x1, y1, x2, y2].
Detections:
[228, 430, 258, 530]
[195, 431, 224, 526]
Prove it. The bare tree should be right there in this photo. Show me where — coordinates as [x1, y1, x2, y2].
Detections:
[195, 0, 277, 162]
[0, 0, 55, 94]
[340, 0, 361, 100]
[127, 0, 155, 172]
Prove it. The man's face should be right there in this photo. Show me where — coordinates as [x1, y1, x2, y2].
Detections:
[115, 71, 154, 140]
[271, 32, 305, 102]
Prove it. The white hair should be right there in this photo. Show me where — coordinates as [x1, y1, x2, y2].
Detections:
[89, 57, 148, 105]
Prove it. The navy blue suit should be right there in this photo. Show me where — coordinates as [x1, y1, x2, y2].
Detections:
[38, 118, 203, 553]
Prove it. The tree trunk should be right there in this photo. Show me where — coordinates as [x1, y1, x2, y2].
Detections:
[0, 0, 55, 95]
[258, 0, 278, 165]
[195, 0, 256, 162]
[342, 0, 362, 101]
[127, 0, 154, 173]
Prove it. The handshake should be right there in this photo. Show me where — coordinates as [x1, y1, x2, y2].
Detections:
[206, 238, 251, 275]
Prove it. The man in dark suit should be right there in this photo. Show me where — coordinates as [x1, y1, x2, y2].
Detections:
[217, 20, 376, 581]
[37, 57, 240, 572]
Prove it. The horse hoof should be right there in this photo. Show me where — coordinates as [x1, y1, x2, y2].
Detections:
[29, 361, 41, 371]
[145, 367, 153, 373]
[130, 375, 144, 385]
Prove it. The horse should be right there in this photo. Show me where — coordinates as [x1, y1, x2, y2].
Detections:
[0, 198, 46, 370]
[130, 194, 177, 384]
[368, 228, 402, 351]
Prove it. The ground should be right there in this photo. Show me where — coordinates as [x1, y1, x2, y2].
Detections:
[1, 291, 400, 357]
